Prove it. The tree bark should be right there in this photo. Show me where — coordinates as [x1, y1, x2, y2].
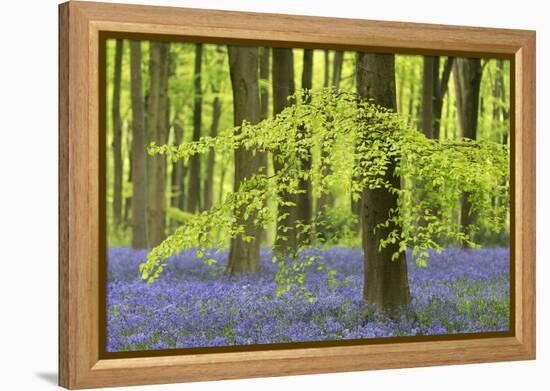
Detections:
[204, 46, 224, 211]
[356, 52, 411, 311]
[272, 47, 297, 253]
[422, 56, 454, 140]
[129, 41, 148, 249]
[332, 51, 344, 92]
[323, 50, 330, 88]
[295, 48, 313, 244]
[111, 39, 124, 227]
[186, 43, 203, 213]
[170, 122, 185, 211]
[421, 56, 436, 139]
[433, 57, 454, 140]
[227, 45, 263, 274]
[454, 58, 483, 235]
[258, 47, 270, 245]
[146, 42, 170, 247]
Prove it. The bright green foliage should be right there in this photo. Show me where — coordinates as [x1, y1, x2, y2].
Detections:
[140, 88, 509, 296]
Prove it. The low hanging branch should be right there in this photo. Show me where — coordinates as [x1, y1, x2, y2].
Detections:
[140, 88, 509, 298]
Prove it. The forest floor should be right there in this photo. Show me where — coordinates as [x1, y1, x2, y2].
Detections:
[106, 247, 510, 352]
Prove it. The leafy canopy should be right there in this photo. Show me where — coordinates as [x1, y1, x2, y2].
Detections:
[139, 88, 509, 296]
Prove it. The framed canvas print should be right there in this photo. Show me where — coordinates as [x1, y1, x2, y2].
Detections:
[58, 1, 536, 389]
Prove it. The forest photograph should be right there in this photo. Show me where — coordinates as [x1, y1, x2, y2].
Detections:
[104, 38, 511, 352]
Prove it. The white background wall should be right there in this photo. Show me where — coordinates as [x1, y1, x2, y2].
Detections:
[0, 0, 546, 389]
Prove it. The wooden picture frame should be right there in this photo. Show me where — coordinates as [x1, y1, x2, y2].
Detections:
[58, 1, 536, 389]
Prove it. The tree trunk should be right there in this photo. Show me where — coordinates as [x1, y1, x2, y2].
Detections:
[146, 42, 170, 247]
[204, 46, 224, 211]
[259, 47, 270, 121]
[129, 41, 148, 249]
[318, 51, 341, 217]
[332, 51, 344, 92]
[422, 56, 455, 140]
[186, 43, 203, 213]
[323, 50, 330, 88]
[421, 56, 436, 139]
[433, 57, 454, 140]
[454, 58, 483, 235]
[356, 52, 411, 311]
[258, 47, 270, 245]
[170, 122, 185, 211]
[111, 39, 124, 227]
[295, 48, 313, 244]
[272, 47, 297, 254]
[227, 45, 263, 274]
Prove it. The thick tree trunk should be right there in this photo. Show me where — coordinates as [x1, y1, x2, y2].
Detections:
[272, 47, 297, 253]
[204, 46, 224, 211]
[111, 39, 124, 227]
[129, 41, 148, 249]
[227, 45, 263, 274]
[186, 43, 203, 213]
[295, 48, 313, 244]
[356, 52, 411, 311]
[454, 58, 483, 235]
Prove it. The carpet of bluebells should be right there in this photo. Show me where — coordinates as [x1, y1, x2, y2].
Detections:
[106, 247, 510, 352]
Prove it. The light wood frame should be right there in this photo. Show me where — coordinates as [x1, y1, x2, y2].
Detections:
[59, 1, 536, 389]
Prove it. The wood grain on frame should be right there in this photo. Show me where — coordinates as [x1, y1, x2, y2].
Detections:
[58, 1, 536, 389]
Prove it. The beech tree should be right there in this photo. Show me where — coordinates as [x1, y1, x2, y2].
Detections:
[357, 52, 411, 309]
[226, 45, 263, 274]
[272, 48, 297, 253]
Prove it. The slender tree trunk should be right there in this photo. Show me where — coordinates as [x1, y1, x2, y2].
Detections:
[323, 50, 330, 88]
[318, 51, 341, 217]
[356, 52, 411, 311]
[123, 132, 132, 229]
[332, 51, 344, 92]
[111, 39, 124, 227]
[272, 47, 297, 253]
[146, 42, 170, 247]
[454, 58, 483, 237]
[146, 43, 161, 246]
[433, 57, 454, 140]
[204, 46, 224, 211]
[186, 43, 203, 213]
[421, 56, 436, 139]
[129, 41, 148, 248]
[203, 93, 221, 211]
[259, 47, 270, 121]
[258, 47, 270, 245]
[296, 48, 313, 244]
[171, 122, 185, 211]
[422, 56, 454, 140]
[227, 45, 263, 274]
